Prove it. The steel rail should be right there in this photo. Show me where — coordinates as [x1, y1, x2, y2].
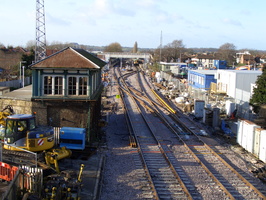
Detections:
[137, 67, 266, 199]
[114, 66, 159, 200]
[117, 67, 192, 199]
[204, 143, 266, 199]
[115, 67, 160, 200]
[136, 71, 236, 198]
[172, 110, 266, 199]
[135, 69, 193, 200]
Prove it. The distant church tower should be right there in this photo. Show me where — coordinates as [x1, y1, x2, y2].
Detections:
[35, 0, 47, 62]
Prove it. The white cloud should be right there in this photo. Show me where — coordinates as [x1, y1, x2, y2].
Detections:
[46, 13, 71, 26]
[223, 18, 242, 26]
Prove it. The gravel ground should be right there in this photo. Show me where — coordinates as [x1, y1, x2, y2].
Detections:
[99, 82, 144, 200]
[99, 71, 266, 200]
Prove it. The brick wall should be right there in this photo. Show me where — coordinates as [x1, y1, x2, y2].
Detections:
[0, 97, 102, 143]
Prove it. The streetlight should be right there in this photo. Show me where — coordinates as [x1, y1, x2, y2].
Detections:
[19, 61, 26, 88]
[22, 66, 25, 88]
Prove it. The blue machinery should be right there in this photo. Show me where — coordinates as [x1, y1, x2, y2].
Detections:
[59, 127, 86, 150]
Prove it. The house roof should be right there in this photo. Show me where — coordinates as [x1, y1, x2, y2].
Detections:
[30, 47, 107, 69]
[194, 54, 217, 59]
[242, 54, 254, 60]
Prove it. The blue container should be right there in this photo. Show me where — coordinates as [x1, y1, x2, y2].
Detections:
[60, 127, 86, 150]
[214, 60, 227, 69]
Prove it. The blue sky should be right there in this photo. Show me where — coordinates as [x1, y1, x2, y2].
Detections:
[1, 0, 265, 50]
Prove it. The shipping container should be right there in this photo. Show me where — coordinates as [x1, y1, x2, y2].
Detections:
[253, 128, 262, 157]
[225, 101, 236, 117]
[259, 130, 266, 162]
[237, 119, 244, 146]
[194, 100, 205, 118]
[214, 60, 227, 69]
[241, 120, 260, 153]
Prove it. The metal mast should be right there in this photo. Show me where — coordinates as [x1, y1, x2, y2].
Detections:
[159, 30, 162, 62]
[35, 0, 46, 62]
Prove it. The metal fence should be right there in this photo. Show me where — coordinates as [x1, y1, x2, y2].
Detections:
[1, 165, 43, 200]
[0, 77, 31, 88]
[0, 127, 62, 200]
[0, 143, 38, 169]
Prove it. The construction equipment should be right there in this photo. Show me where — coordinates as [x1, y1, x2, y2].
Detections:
[4, 114, 55, 152]
[0, 105, 15, 140]
[3, 113, 72, 173]
[59, 127, 86, 150]
[0, 106, 88, 199]
[43, 164, 85, 199]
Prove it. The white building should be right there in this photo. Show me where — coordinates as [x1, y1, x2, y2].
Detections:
[159, 62, 187, 74]
[216, 70, 262, 119]
[236, 51, 251, 64]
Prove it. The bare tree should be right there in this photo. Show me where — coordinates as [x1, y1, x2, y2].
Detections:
[218, 43, 236, 65]
[162, 40, 185, 62]
[26, 40, 35, 49]
[104, 42, 123, 52]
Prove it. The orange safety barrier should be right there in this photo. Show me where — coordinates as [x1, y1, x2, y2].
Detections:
[0, 162, 19, 181]
[10, 166, 19, 181]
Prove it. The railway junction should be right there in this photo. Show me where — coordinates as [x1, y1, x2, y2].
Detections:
[0, 62, 265, 199]
[98, 65, 266, 199]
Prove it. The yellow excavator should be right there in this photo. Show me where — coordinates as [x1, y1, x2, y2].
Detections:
[4, 113, 55, 152]
[0, 105, 15, 140]
[0, 106, 71, 172]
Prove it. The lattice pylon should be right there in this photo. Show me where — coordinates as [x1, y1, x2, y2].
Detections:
[35, 0, 47, 62]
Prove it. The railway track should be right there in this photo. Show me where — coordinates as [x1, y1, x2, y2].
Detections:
[114, 65, 266, 199]
[115, 67, 192, 199]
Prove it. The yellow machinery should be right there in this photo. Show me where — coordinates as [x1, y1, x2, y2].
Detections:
[3, 113, 72, 172]
[0, 105, 14, 127]
[0, 105, 14, 140]
[4, 114, 55, 152]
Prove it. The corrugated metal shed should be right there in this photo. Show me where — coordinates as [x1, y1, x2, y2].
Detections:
[235, 70, 262, 92]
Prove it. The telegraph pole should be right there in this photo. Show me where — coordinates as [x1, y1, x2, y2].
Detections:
[159, 30, 162, 62]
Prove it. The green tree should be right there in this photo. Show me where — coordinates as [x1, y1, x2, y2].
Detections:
[104, 42, 123, 52]
[250, 64, 266, 113]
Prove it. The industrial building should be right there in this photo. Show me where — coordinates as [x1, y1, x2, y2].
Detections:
[187, 70, 216, 91]
[215, 70, 262, 119]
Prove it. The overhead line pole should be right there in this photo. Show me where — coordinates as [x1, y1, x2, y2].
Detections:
[35, 0, 47, 62]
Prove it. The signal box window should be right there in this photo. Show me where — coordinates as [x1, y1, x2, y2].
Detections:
[43, 76, 64, 95]
[44, 76, 52, 95]
[68, 76, 88, 96]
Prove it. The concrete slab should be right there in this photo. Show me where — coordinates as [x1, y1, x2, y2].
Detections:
[0, 85, 32, 101]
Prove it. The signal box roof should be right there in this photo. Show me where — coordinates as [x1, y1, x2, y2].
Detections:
[30, 47, 107, 70]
